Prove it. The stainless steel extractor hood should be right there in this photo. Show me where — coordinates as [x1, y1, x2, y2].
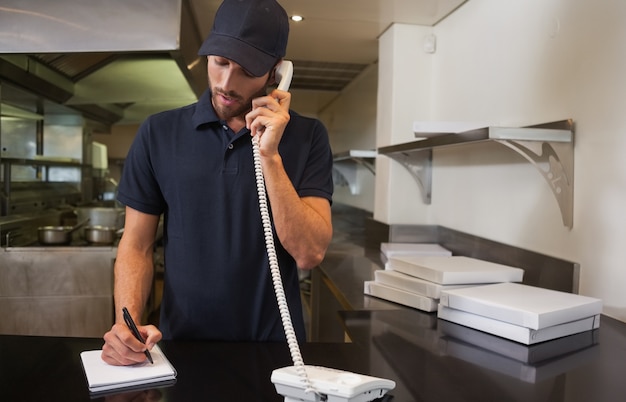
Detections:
[0, 0, 206, 127]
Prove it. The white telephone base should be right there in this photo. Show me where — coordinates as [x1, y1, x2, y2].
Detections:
[271, 365, 395, 402]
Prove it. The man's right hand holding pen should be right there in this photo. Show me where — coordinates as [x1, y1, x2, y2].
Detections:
[101, 307, 162, 366]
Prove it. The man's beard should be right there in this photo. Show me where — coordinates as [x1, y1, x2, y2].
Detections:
[209, 79, 268, 121]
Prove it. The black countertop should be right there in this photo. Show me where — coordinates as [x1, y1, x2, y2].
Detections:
[312, 204, 626, 401]
[313, 247, 626, 401]
[3, 205, 626, 401]
[340, 310, 626, 402]
[2, 312, 626, 401]
[0, 335, 375, 402]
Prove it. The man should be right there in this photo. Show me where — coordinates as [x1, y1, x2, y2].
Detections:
[102, 0, 333, 366]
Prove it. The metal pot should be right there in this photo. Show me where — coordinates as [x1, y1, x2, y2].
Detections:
[84, 225, 120, 244]
[38, 226, 73, 245]
[38, 219, 90, 245]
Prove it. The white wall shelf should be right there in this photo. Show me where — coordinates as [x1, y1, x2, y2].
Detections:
[377, 120, 575, 228]
[332, 150, 376, 195]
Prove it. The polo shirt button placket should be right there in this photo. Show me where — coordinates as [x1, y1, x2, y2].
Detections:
[228, 143, 234, 150]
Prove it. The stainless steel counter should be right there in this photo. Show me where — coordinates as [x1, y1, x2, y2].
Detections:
[0, 245, 116, 337]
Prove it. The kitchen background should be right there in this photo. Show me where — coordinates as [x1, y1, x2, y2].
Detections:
[1, 0, 625, 329]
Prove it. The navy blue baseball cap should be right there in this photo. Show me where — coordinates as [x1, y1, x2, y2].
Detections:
[198, 0, 289, 77]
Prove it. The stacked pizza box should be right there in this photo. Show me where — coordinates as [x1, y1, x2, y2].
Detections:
[438, 282, 603, 345]
[379, 242, 452, 264]
[364, 254, 524, 313]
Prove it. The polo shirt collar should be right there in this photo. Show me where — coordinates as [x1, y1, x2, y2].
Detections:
[192, 90, 220, 128]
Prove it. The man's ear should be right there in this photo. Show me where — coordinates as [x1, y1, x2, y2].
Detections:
[269, 60, 283, 86]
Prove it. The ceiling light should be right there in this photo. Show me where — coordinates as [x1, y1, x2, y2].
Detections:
[290, 15, 303, 22]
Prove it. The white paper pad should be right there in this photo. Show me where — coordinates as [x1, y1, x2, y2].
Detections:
[80, 345, 177, 394]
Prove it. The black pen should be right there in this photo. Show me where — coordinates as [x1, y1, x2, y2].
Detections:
[122, 307, 153, 364]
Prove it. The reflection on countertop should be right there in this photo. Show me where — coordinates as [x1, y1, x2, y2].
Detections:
[313, 203, 626, 401]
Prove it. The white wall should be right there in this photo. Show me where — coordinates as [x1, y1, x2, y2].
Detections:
[319, 65, 378, 211]
[372, 0, 626, 322]
[375, 23, 436, 224]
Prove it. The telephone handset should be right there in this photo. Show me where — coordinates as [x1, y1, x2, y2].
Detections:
[274, 60, 294, 91]
[252, 61, 396, 402]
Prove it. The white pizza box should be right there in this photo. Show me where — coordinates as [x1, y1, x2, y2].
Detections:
[364, 281, 438, 312]
[374, 270, 477, 299]
[380, 243, 451, 263]
[437, 304, 600, 345]
[386, 256, 524, 285]
[439, 282, 603, 329]
[438, 319, 599, 364]
[438, 329, 600, 383]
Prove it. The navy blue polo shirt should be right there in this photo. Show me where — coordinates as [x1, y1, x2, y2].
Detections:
[117, 90, 333, 341]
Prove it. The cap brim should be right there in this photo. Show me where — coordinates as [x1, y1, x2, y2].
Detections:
[198, 34, 276, 77]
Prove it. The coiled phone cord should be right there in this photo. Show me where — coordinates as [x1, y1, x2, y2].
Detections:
[252, 135, 319, 397]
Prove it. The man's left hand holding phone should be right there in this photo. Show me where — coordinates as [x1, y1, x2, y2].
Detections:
[101, 306, 162, 366]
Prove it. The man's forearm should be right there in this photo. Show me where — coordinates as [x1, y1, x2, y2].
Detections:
[261, 153, 332, 269]
[113, 250, 155, 324]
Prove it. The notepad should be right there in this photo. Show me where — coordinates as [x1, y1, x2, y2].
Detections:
[80, 345, 177, 394]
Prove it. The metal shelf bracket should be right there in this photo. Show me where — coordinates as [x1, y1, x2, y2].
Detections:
[386, 149, 432, 204]
[377, 120, 575, 228]
[496, 138, 574, 228]
[332, 150, 376, 195]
